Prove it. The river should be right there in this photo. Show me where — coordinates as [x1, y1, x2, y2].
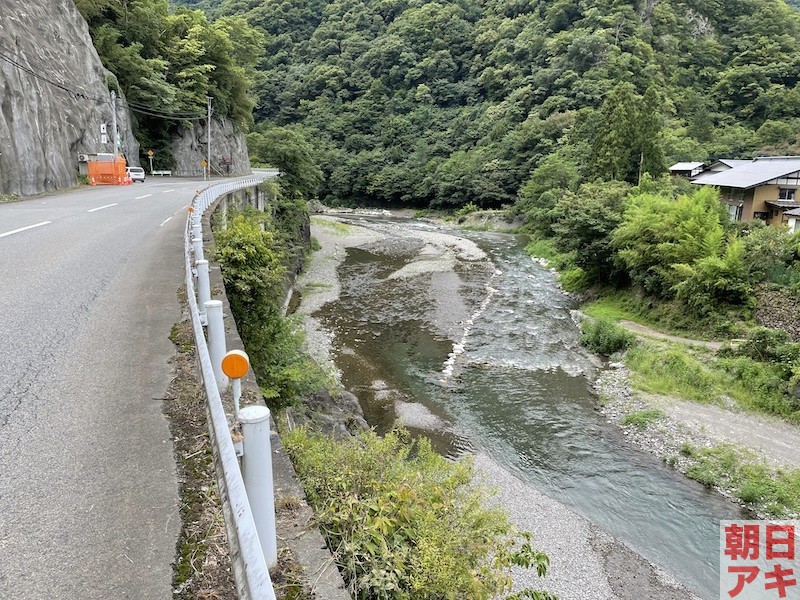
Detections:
[308, 215, 744, 599]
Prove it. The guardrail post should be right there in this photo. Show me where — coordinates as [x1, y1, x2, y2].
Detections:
[205, 300, 228, 390]
[192, 237, 205, 263]
[196, 259, 211, 325]
[240, 405, 277, 571]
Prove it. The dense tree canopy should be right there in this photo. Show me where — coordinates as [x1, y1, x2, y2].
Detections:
[76, 0, 263, 167]
[165, 0, 800, 207]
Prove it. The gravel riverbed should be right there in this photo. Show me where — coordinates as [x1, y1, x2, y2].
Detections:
[296, 214, 700, 599]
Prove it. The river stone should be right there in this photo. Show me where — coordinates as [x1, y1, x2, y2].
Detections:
[285, 389, 368, 439]
[0, 0, 138, 196]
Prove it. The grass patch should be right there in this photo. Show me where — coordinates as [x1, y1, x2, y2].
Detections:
[0, 193, 20, 203]
[626, 342, 800, 422]
[524, 237, 568, 266]
[311, 216, 351, 235]
[621, 409, 665, 430]
[626, 343, 721, 403]
[301, 281, 334, 292]
[681, 443, 800, 517]
[581, 290, 745, 340]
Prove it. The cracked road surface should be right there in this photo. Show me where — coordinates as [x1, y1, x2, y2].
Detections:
[0, 179, 203, 599]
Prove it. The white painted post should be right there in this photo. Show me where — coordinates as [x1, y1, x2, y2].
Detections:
[192, 222, 202, 241]
[192, 237, 205, 263]
[240, 405, 277, 571]
[196, 259, 211, 325]
[205, 300, 228, 390]
[232, 377, 241, 418]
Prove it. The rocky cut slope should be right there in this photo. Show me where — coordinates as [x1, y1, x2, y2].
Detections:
[0, 0, 137, 196]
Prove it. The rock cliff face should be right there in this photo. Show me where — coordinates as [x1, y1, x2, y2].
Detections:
[172, 117, 250, 177]
[0, 0, 137, 196]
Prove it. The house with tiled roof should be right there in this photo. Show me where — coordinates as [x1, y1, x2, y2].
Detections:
[691, 157, 800, 226]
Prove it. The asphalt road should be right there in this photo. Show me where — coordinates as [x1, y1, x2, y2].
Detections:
[0, 178, 206, 599]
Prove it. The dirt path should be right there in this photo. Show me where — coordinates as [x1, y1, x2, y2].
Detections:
[652, 394, 800, 469]
[618, 320, 723, 350]
[611, 320, 800, 470]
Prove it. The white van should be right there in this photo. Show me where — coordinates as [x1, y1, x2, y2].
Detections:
[126, 166, 145, 182]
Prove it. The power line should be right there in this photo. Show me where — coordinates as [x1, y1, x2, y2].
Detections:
[126, 104, 205, 120]
[125, 99, 206, 118]
[0, 49, 105, 103]
[0, 47, 208, 120]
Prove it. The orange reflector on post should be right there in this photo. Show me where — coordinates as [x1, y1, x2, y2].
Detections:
[222, 349, 250, 379]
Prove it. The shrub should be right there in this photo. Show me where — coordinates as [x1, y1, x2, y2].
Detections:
[455, 201, 480, 217]
[579, 318, 636, 355]
[285, 428, 556, 600]
[214, 210, 333, 406]
[559, 265, 590, 292]
[672, 238, 753, 317]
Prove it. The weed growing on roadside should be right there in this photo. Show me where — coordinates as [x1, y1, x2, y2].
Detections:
[285, 427, 557, 600]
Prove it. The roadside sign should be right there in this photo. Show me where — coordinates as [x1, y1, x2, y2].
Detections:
[147, 149, 154, 157]
[201, 159, 208, 167]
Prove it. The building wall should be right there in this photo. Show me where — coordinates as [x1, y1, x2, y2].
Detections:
[721, 188, 756, 221]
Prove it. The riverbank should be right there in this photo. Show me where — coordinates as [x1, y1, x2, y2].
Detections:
[594, 350, 800, 519]
[455, 216, 800, 519]
[295, 213, 700, 599]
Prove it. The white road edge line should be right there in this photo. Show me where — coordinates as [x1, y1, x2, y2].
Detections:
[87, 203, 118, 213]
[160, 206, 188, 228]
[0, 221, 52, 239]
[135, 194, 152, 200]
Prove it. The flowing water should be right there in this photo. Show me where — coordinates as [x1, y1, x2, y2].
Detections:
[315, 217, 745, 599]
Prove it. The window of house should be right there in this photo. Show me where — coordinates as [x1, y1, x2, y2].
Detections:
[727, 204, 743, 221]
[754, 211, 769, 220]
[724, 190, 745, 203]
[778, 188, 797, 201]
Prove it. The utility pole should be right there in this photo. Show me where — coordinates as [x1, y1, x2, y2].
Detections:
[206, 96, 213, 181]
[110, 90, 118, 159]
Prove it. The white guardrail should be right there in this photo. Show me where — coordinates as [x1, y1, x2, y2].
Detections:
[183, 174, 278, 600]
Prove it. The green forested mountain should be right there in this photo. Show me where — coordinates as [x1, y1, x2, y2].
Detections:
[177, 0, 800, 209]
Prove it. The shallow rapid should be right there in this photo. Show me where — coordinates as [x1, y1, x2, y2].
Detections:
[316, 217, 744, 599]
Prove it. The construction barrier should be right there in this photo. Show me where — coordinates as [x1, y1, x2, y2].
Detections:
[87, 155, 128, 185]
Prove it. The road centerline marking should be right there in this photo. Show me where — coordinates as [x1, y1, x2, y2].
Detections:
[135, 194, 152, 200]
[161, 189, 175, 193]
[0, 221, 52, 239]
[87, 203, 118, 213]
